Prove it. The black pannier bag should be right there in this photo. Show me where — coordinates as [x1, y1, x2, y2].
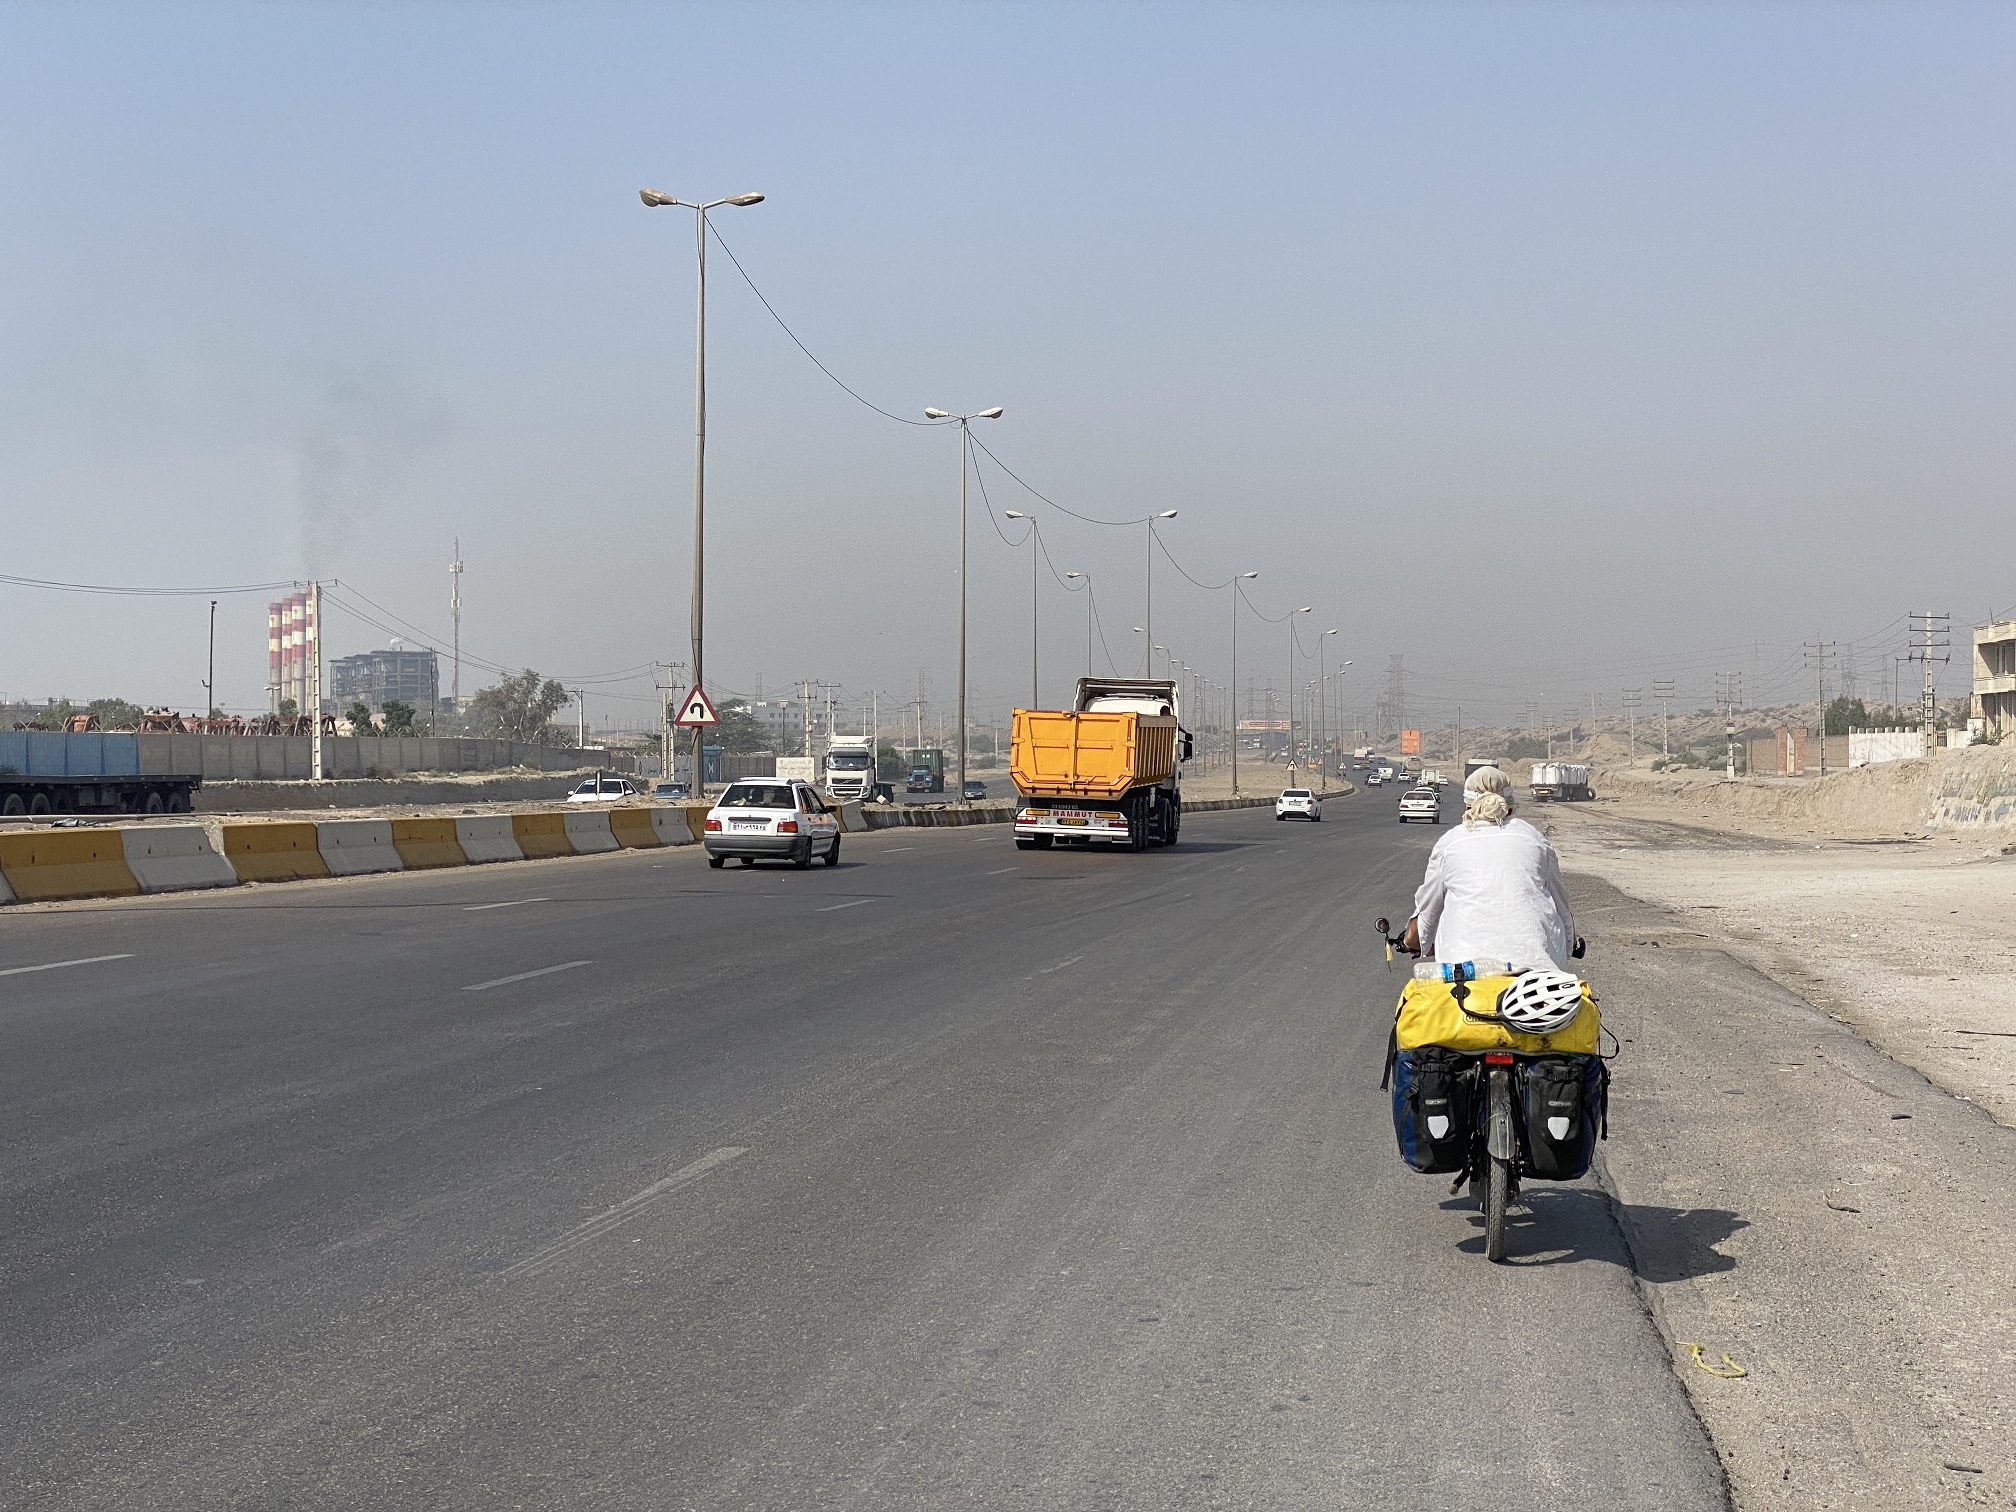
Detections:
[1515, 1054, 1609, 1180]
[1390, 1046, 1476, 1174]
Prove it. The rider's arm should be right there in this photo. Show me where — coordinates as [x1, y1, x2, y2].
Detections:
[1411, 844, 1449, 959]
[1403, 916, 1422, 955]
[1539, 838, 1577, 960]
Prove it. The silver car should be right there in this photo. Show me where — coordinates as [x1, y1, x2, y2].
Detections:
[1397, 787, 1441, 824]
[704, 780, 842, 869]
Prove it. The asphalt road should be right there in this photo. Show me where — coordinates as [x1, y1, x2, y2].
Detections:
[2, 790, 1725, 1510]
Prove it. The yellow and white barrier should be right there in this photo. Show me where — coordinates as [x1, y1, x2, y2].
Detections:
[122, 824, 239, 893]
[607, 807, 662, 849]
[316, 819, 406, 877]
[2, 803, 759, 906]
[220, 821, 330, 882]
[561, 810, 620, 854]
[0, 828, 141, 902]
[454, 814, 524, 863]
[510, 811, 574, 860]
[390, 816, 467, 870]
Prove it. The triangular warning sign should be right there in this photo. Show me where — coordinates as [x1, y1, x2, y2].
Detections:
[673, 685, 720, 727]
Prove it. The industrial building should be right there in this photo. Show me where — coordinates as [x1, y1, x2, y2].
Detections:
[1975, 618, 2016, 740]
[329, 644, 441, 718]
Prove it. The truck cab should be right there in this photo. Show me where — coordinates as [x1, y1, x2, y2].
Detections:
[822, 738, 891, 804]
[903, 749, 945, 794]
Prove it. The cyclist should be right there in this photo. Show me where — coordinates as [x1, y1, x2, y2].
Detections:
[1401, 766, 1576, 972]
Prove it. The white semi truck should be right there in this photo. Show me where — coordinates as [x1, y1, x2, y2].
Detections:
[822, 736, 893, 804]
[1528, 762, 1594, 801]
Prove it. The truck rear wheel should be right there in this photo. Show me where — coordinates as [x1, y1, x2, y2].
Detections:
[143, 790, 166, 815]
[28, 792, 51, 816]
[2, 793, 23, 816]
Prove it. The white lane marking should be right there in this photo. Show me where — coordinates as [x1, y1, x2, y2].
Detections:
[463, 897, 550, 912]
[816, 898, 875, 912]
[461, 960, 591, 992]
[883, 846, 915, 852]
[983, 867, 1018, 876]
[500, 1146, 748, 1278]
[0, 953, 135, 978]
[1038, 954, 1084, 975]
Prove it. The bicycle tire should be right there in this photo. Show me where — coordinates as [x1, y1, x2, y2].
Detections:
[1484, 1155, 1510, 1263]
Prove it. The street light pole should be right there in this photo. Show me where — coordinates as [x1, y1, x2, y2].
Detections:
[1004, 512, 1038, 709]
[1230, 572, 1258, 795]
[924, 405, 1004, 800]
[1286, 606, 1311, 783]
[1066, 571, 1092, 680]
[1318, 630, 1339, 787]
[1143, 510, 1178, 673]
[640, 186, 765, 792]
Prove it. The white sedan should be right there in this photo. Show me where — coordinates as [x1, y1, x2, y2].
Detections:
[1275, 789, 1322, 821]
[1397, 787, 1442, 824]
[566, 775, 640, 803]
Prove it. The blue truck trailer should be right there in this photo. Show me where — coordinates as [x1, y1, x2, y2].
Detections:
[0, 732, 202, 816]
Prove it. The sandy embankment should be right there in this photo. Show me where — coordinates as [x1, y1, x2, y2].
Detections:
[1534, 746, 2016, 1125]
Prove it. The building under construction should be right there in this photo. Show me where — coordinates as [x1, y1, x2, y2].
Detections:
[330, 644, 441, 718]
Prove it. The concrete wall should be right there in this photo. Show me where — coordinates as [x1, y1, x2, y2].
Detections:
[192, 771, 605, 813]
[136, 733, 605, 780]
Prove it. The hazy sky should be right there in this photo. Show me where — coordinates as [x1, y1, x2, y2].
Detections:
[4, 2, 2012, 734]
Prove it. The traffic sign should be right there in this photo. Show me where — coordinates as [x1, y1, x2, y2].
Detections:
[673, 686, 720, 727]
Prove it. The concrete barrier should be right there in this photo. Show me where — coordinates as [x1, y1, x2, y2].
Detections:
[832, 800, 867, 833]
[316, 819, 406, 877]
[390, 816, 468, 870]
[684, 805, 710, 842]
[648, 807, 696, 847]
[607, 807, 663, 849]
[220, 821, 331, 882]
[454, 814, 524, 864]
[121, 824, 239, 893]
[0, 828, 142, 901]
[510, 811, 575, 860]
[562, 810, 620, 855]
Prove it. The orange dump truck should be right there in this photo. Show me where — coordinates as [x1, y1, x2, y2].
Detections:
[1010, 677, 1192, 850]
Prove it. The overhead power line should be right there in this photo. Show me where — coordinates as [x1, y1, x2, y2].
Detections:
[706, 223, 951, 430]
[0, 572, 299, 597]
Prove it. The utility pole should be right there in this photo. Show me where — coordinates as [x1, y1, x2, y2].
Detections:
[1622, 688, 1642, 764]
[1909, 611, 1952, 752]
[1806, 640, 1835, 775]
[1454, 705, 1462, 773]
[308, 580, 324, 780]
[449, 537, 463, 730]
[204, 599, 218, 719]
[576, 689, 587, 750]
[1653, 679, 1674, 759]
[801, 679, 813, 762]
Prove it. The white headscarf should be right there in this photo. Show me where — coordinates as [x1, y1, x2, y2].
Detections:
[1462, 765, 1514, 828]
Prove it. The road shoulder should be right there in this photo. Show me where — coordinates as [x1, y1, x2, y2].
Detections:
[1572, 872, 2016, 1509]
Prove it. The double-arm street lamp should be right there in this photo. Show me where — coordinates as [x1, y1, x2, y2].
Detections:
[1286, 605, 1312, 782]
[1003, 511, 1039, 709]
[640, 186, 765, 789]
[1229, 571, 1258, 795]
[924, 405, 1005, 799]
[1064, 571, 1093, 678]
[1143, 511, 1179, 672]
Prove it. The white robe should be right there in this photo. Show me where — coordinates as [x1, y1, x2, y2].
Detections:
[1411, 815, 1577, 973]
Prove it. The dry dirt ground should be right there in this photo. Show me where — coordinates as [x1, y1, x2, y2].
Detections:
[1534, 799, 2016, 1129]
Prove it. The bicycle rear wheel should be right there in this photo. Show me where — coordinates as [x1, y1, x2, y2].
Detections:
[1483, 1155, 1510, 1263]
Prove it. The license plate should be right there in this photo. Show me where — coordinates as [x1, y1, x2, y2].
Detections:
[731, 820, 764, 831]
[1057, 817, 1089, 827]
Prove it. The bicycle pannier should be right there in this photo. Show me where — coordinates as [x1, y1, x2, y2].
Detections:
[1515, 1054, 1608, 1180]
[1391, 1046, 1475, 1174]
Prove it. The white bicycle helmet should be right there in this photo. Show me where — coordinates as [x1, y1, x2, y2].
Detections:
[1495, 970, 1584, 1034]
